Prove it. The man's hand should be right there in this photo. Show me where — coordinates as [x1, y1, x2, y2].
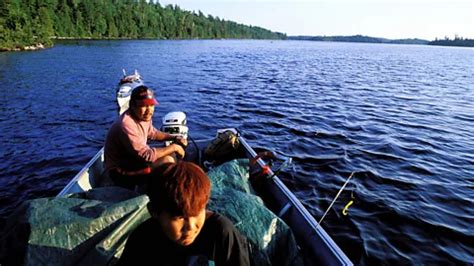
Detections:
[173, 143, 185, 159]
[175, 136, 188, 148]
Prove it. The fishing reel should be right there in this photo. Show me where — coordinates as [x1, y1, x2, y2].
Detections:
[161, 111, 189, 146]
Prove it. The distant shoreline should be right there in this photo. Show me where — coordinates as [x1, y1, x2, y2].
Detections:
[288, 35, 474, 47]
[2, 35, 473, 52]
[0, 36, 285, 52]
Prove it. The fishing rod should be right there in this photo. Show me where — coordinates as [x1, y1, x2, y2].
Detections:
[316, 172, 355, 228]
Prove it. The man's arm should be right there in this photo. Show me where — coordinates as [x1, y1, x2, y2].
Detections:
[152, 144, 185, 160]
[150, 129, 175, 142]
[121, 121, 184, 164]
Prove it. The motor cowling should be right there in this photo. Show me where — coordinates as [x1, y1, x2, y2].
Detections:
[161, 111, 188, 146]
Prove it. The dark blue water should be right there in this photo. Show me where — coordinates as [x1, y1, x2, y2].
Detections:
[0, 40, 473, 264]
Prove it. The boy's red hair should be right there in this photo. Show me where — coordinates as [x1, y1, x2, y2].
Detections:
[148, 161, 211, 217]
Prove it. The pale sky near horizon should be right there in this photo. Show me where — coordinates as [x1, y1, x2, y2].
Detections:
[159, 0, 473, 40]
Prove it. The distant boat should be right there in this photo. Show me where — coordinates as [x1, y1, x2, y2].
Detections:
[116, 69, 143, 115]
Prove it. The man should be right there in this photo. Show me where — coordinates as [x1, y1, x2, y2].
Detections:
[118, 161, 250, 266]
[104, 85, 187, 190]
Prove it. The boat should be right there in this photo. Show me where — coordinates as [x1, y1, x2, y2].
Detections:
[116, 69, 143, 115]
[1, 73, 352, 265]
[57, 128, 352, 266]
[55, 74, 353, 266]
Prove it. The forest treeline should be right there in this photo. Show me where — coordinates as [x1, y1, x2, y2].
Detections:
[428, 36, 474, 47]
[289, 34, 474, 47]
[0, 0, 286, 51]
[289, 35, 429, 45]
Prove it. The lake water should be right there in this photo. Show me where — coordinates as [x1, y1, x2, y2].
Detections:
[0, 40, 473, 264]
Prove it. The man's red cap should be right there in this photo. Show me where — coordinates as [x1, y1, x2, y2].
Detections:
[131, 86, 159, 106]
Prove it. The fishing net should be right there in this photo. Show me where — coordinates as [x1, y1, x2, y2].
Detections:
[207, 159, 301, 266]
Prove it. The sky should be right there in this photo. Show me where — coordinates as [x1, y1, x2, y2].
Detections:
[159, 0, 474, 40]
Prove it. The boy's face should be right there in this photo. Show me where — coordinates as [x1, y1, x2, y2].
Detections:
[157, 208, 206, 246]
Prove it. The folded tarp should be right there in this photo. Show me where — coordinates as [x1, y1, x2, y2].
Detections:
[0, 187, 148, 265]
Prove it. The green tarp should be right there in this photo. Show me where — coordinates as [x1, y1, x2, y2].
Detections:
[0, 187, 148, 265]
[0, 159, 301, 265]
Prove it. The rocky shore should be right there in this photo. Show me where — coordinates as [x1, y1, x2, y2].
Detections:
[0, 43, 47, 52]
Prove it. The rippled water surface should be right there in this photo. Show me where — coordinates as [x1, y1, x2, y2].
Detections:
[0, 40, 473, 264]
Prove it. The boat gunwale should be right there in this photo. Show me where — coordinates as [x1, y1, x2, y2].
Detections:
[57, 147, 104, 197]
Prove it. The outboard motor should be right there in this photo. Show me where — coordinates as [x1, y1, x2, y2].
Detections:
[161, 111, 188, 146]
